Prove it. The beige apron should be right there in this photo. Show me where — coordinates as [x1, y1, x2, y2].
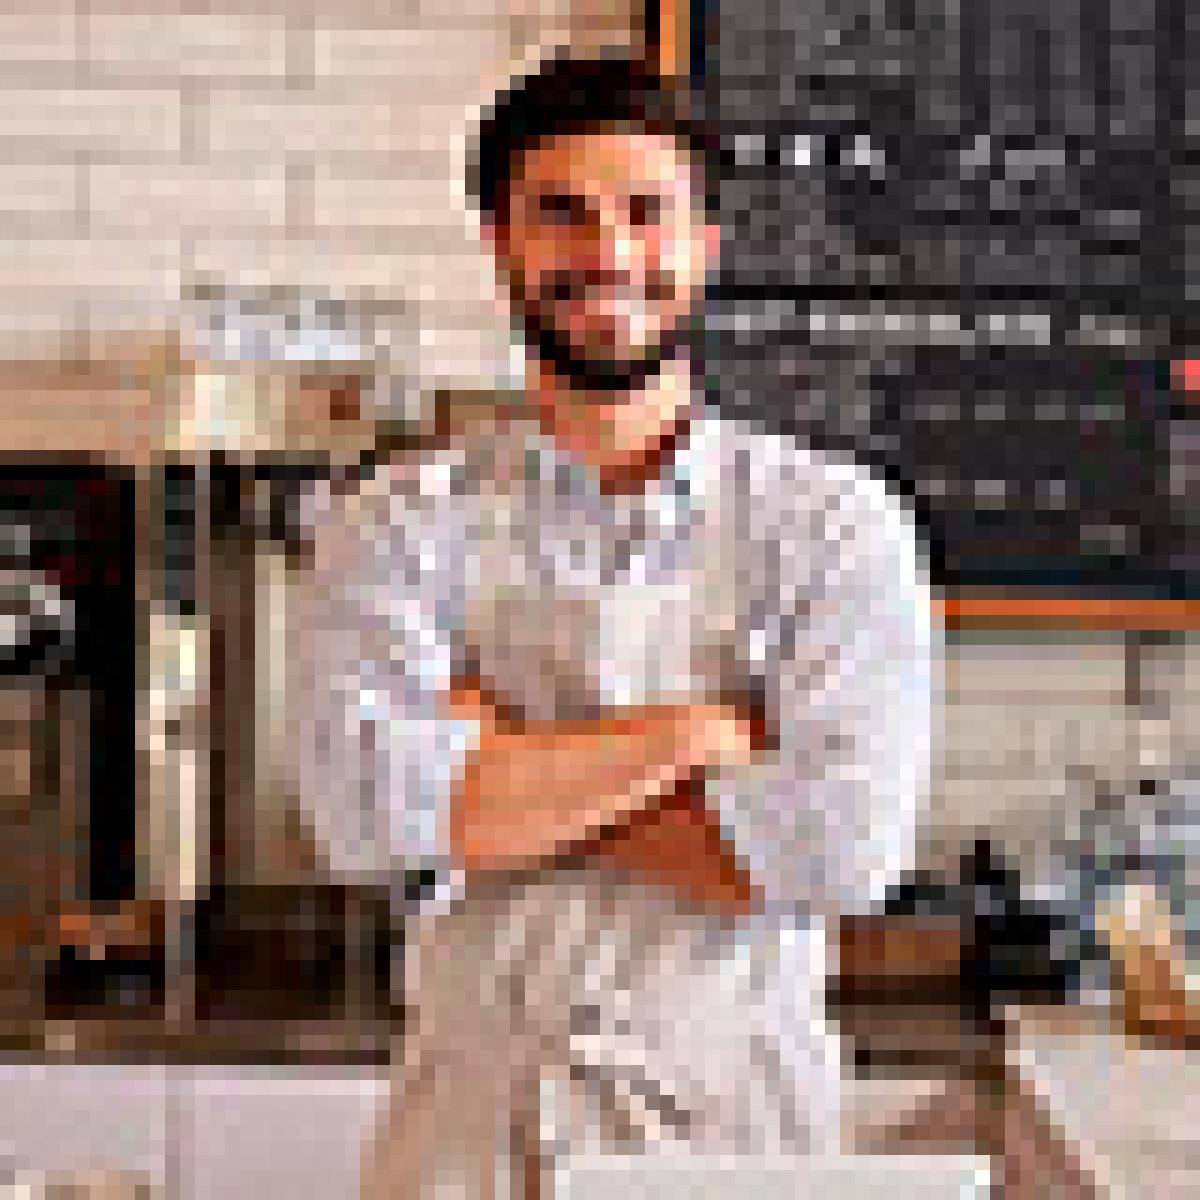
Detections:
[362, 867, 838, 1199]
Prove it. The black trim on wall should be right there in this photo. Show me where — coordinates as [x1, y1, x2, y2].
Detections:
[80, 472, 138, 904]
[690, 0, 706, 83]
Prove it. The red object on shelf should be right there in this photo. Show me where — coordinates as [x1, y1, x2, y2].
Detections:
[1173, 359, 1200, 397]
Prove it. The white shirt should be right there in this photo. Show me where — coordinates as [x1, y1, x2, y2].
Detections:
[289, 404, 934, 924]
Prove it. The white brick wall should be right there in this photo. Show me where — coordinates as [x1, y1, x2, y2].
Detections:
[0, 236, 182, 322]
[0, 162, 80, 231]
[0, 0, 637, 380]
[85, 6, 292, 83]
[310, 170, 476, 233]
[0, 2, 79, 78]
[88, 163, 291, 239]
[0, 89, 183, 162]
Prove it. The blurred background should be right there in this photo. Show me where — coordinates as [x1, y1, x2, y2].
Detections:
[0, 0, 644, 1051]
[0, 0, 1196, 1194]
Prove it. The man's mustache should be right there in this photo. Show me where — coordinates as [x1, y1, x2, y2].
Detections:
[544, 274, 675, 305]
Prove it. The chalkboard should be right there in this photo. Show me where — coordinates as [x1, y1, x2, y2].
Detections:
[703, 0, 1197, 593]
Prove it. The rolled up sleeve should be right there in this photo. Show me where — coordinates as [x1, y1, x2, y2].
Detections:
[287, 475, 480, 884]
[712, 447, 935, 922]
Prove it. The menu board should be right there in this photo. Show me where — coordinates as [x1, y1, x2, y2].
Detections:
[705, 0, 1197, 592]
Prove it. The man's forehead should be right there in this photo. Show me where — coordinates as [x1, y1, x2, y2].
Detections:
[511, 127, 701, 197]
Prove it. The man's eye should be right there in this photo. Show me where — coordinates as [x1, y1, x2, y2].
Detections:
[628, 195, 665, 226]
[538, 194, 583, 224]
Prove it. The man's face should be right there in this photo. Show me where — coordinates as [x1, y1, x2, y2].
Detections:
[489, 127, 719, 392]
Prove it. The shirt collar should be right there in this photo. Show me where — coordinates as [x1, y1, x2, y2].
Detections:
[526, 411, 714, 508]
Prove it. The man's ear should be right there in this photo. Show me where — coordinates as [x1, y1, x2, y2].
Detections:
[480, 213, 508, 257]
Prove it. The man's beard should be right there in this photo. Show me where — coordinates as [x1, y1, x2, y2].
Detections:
[516, 301, 692, 396]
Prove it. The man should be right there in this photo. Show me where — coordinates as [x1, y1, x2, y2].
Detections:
[291, 54, 932, 1196]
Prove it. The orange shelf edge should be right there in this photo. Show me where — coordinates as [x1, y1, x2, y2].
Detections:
[936, 596, 1200, 631]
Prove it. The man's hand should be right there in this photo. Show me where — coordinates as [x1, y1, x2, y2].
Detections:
[685, 701, 761, 774]
[586, 771, 762, 917]
[592, 703, 763, 917]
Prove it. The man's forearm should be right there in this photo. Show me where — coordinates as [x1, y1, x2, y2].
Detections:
[448, 703, 715, 872]
[586, 772, 761, 915]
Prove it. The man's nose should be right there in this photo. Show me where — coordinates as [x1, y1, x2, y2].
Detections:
[582, 208, 638, 273]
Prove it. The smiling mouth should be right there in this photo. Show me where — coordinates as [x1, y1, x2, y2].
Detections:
[570, 300, 646, 326]
[564, 285, 665, 328]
